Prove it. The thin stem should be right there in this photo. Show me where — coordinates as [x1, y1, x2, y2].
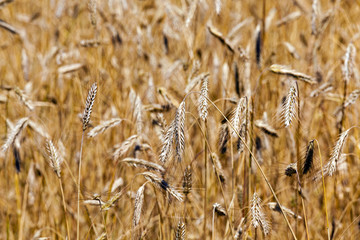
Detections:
[315, 139, 330, 240]
[77, 131, 85, 240]
[230, 136, 234, 220]
[203, 119, 208, 239]
[59, 178, 71, 240]
[212, 208, 215, 240]
[301, 197, 310, 240]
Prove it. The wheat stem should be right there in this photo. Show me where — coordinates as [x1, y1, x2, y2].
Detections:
[59, 178, 71, 240]
[77, 132, 84, 240]
[314, 139, 330, 240]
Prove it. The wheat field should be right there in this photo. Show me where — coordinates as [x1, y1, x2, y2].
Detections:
[0, 0, 360, 239]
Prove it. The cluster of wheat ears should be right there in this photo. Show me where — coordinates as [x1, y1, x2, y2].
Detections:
[0, 0, 359, 239]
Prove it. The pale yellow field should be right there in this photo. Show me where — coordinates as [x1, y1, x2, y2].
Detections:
[0, 0, 359, 239]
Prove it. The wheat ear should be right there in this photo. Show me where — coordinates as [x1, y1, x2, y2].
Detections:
[251, 192, 270, 235]
[1, 117, 28, 153]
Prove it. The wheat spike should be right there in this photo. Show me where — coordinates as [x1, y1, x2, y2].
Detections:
[1, 117, 28, 153]
[303, 140, 314, 175]
[218, 123, 229, 154]
[215, 0, 221, 15]
[285, 162, 297, 177]
[14, 87, 34, 111]
[46, 139, 63, 178]
[210, 153, 225, 184]
[134, 95, 143, 135]
[122, 158, 165, 173]
[344, 89, 360, 108]
[159, 121, 174, 164]
[28, 120, 50, 139]
[276, 11, 301, 26]
[231, 97, 246, 137]
[185, 0, 197, 27]
[88, 0, 97, 26]
[183, 165, 192, 196]
[101, 191, 122, 211]
[87, 118, 123, 138]
[198, 75, 209, 121]
[311, 0, 318, 35]
[142, 172, 183, 202]
[83, 82, 97, 131]
[254, 120, 278, 137]
[213, 203, 226, 216]
[325, 129, 350, 176]
[268, 202, 302, 220]
[282, 82, 298, 127]
[175, 220, 186, 240]
[251, 192, 270, 235]
[133, 183, 146, 228]
[113, 135, 138, 160]
[342, 43, 356, 83]
[95, 232, 107, 240]
[174, 101, 185, 162]
[270, 64, 316, 84]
